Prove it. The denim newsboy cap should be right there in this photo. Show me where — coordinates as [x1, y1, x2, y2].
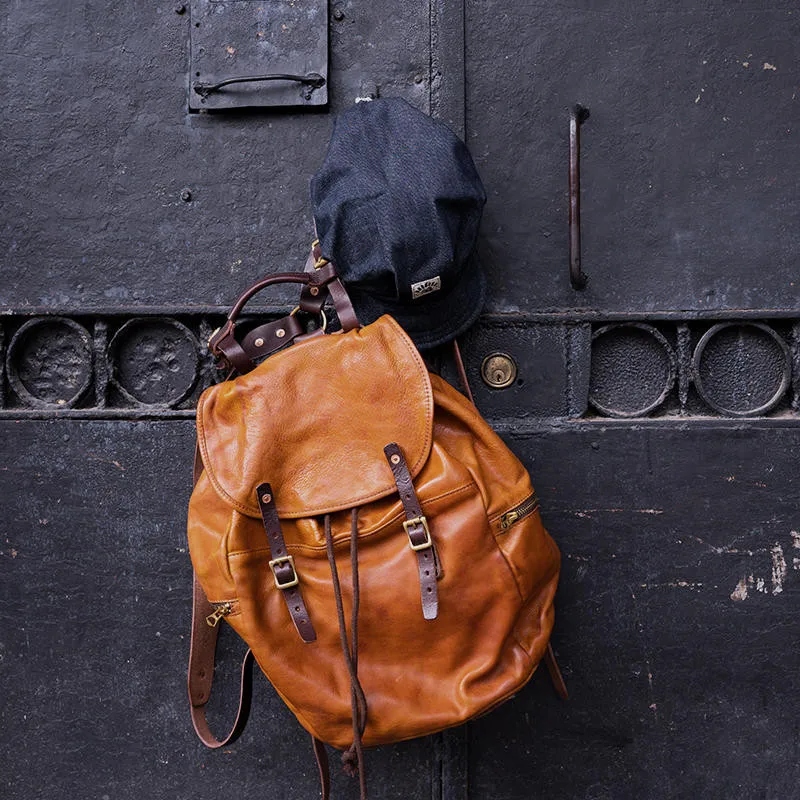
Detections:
[310, 97, 487, 349]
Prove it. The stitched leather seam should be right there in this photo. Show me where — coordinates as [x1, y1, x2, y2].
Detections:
[491, 533, 526, 603]
[226, 482, 477, 557]
[197, 316, 435, 519]
[384, 315, 435, 482]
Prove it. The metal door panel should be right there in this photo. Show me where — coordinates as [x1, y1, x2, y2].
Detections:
[3, 0, 799, 797]
[467, 422, 800, 798]
[0, 2, 435, 308]
[466, 1, 800, 313]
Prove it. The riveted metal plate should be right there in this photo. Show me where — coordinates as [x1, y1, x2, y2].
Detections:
[189, 0, 328, 110]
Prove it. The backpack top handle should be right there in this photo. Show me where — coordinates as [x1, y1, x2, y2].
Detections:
[209, 263, 361, 374]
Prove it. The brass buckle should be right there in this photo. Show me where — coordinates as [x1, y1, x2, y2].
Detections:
[403, 516, 432, 551]
[269, 555, 299, 589]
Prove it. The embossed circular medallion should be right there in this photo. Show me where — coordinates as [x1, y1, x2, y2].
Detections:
[108, 318, 199, 406]
[6, 318, 93, 408]
[589, 323, 676, 417]
[693, 322, 790, 417]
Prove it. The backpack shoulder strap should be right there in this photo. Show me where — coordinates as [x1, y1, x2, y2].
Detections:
[187, 575, 255, 747]
[187, 441, 255, 746]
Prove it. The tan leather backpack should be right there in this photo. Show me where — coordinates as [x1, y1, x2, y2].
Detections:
[187, 260, 565, 798]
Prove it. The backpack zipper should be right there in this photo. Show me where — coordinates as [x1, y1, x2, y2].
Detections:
[499, 493, 540, 530]
[206, 601, 236, 627]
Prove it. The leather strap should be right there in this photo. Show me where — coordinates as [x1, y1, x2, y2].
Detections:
[241, 314, 305, 360]
[328, 277, 360, 331]
[298, 243, 329, 315]
[188, 575, 255, 748]
[210, 262, 361, 372]
[383, 442, 439, 621]
[189, 442, 256, 746]
[208, 320, 254, 374]
[452, 339, 475, 404]
[299, 242, 361, 331]
[312, 737, 331, 800]
[256, 482, 317, 643]
[544, 643, 569, 700]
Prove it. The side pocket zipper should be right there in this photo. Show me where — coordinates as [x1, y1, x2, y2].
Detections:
[499, 492, 540, 531]
[205, 600, 239, 627]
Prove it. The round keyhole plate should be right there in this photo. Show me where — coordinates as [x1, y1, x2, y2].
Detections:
[481, 352, 517, 389]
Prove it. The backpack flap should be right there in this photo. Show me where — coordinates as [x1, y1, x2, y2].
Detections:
[196, 314, 433, 518]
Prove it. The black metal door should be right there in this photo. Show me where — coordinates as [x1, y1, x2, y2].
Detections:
[2, 3, 798, 799]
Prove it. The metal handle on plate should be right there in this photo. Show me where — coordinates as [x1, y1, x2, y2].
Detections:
[193, 72, 326, 98]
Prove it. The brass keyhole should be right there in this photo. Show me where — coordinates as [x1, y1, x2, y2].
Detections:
[481, 353, 517, 389]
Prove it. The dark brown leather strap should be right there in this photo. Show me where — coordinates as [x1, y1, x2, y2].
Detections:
[299, 242, 361, 332]
[312, 737, 331, 800]
[210, 262, 361, 371]
[452, 339, 475, 404]
[227, 269, 330, 322]
[256, 482, 317, 643]
[383, 442, 439, 621]
[189, 443, 256, 747]
[324, 512, 368, 799]
[327, 277, 360, 331]
[240, 313, 305, 360]
[188, 575, 255, 748]
[298, 243, 329, 314]
[209, 320, 254, 374]
[544, 643, 569, 700]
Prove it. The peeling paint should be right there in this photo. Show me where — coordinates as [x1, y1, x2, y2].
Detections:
[791, 530, 800, 550]
[763, 62, 777, 71]
[573, 508, 664, 518]
[771, 544, 787, 594]
[730, 575, 750, 601]
[639, 581, 704, 590]
[691, 534, 757, 556]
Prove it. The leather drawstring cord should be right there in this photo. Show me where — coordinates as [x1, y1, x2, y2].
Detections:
[324, 509, 368, 799]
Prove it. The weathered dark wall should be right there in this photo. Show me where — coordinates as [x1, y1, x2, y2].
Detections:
[2, 1, 799, 799]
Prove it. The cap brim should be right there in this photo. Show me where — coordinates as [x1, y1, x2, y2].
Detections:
[345, 255, 486, 350]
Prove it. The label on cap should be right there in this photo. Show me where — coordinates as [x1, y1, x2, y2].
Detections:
[411, 276, 442, 299]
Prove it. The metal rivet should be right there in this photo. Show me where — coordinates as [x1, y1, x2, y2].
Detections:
[174, 3, 186, 14]
[254, 337, 264, 347]
[333, 8, 345, 21]
[309, 287, 319, 296]
[481, 353, 517, 389]
[262, 493, 271, 504]
[414, 73, 425, 84]
[276, 328, 286, 338]
[390, 454, 400, 465]
[180, 188, 192, 202]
